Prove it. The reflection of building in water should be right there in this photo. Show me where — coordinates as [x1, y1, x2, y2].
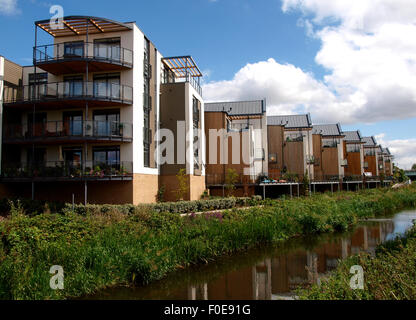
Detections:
[187, 221, 394, 300]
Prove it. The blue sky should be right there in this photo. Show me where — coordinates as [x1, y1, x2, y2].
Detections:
[1, 0, 415, 168]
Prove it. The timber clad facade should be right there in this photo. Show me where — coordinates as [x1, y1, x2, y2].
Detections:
[0, 17, 397, 204]
[267, 114, 314, 181]
[0, 16, 205, 204]
[311, 124, 345, 180]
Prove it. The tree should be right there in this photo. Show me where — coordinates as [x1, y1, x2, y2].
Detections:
[225, 168, 239, 197]
[412, 164, 416, 171]
[175, 169, 189, 201]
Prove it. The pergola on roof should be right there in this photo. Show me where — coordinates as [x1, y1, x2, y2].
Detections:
[35, 16, 133, 37]
[162, 56, 203, 78]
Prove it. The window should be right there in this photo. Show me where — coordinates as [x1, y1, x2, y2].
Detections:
[269, 153, 277, 164]
[94, 38, 121, 61]
[93, 109, 120, 137]
[93, 146, 120, 166]
[28, 73, 48, 99]
[64, 75, 83, 97]
[27, 148, 46, 165]
[63, 148, 83, 167]
[63, 111, 83, 136]
[64, 41, 84, 57]
[285, 132, 303, 142]
[93, 73, 120, 99]
[322, 138, 339, 148]
[193, 97, 201, 172]
[347, 144, 361, 153]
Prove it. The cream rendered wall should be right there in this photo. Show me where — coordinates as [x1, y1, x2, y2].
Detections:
[0, 56, 4, 174]
[338, 137, 345, 177]
[185, 82, 205, 176]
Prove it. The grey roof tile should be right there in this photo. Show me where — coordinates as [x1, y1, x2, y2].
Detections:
[267, 114, 312, 129]
[343, 130, 362, 142]
[362, 136, 378, 147]
[205, 100, 265, 116]
[312, 124, 343, 136]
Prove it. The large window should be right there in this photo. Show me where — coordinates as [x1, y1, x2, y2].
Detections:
[93, 73, 120, 99]
[63, 111, 83, 136]
[143, 38, 151, 168]
[93, 109, 120, 137]
[28, 73, 48, 99]
[93, 147, 120, 166]
[64, 41, 84, 57]
[347, 144, 361, 153]
[193, 96, 201, 173]
[94, 37, 121, 61]
[64, 75, 83, 97]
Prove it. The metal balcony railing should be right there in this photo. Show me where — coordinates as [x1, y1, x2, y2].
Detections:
[3, 120, 133, 142]
[34, 43, 133, 68]
[3, 81, 133, 105]
[205, 173, 257, 186]
[2, 161, 133, 179]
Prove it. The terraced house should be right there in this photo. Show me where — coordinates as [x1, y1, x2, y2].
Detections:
[0, 16, 205, 204]
[204, 100, 268, 196]
[343, 131, 365, 179]
[362, 136, 379, 177]
[267, 114, 315, 181]
[311, 124, 346, 181]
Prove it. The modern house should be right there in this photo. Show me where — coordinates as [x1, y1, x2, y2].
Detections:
[382, 148, 394, 177]
[343, 131, 365, 178]
[311, 124, 346, 181]
[204, 100, 268, 196]
[0, 16, 205, 204]
[362, 136, 379, 177]
[267, 114, 314, 181]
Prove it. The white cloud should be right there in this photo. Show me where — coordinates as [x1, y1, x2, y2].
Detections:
[375, 133, 416, 170]
[0, 0, 20, 15]
[203, 0, 416, 125]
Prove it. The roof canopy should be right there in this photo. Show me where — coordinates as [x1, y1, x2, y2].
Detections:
[162, 56, 202, 78]
[205, 100, 265, 116]
[312, 124, 343, 137]
[35, 16, 132, 37]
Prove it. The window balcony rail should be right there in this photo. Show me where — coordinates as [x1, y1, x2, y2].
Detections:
[3, 81, 133, 105]
[3, 120, 133, 142]
[2, 161, 133, 180]
[227, 122, 250, 132]
[205, 173, 257, 186]
[343, 175, 363, 182]
[285, 135, 304, 142]
[365, 151, 376, 156]
[322, 141, 338, 148]
[313, 175, 343, 182]
[34, 43, 133, 68]
[346, 146, 361, 153]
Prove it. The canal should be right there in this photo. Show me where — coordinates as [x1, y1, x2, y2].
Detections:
[85, 209, 416, 300]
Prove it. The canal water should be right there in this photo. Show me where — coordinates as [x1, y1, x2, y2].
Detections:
[86, 210, 416, 300]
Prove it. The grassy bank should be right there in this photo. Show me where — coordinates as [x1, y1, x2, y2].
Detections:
[298, 218, 416, 300]
[1, 187, 416, 299]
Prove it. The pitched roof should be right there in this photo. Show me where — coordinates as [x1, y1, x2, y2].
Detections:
[267, 114, 312, 129]
[205, 100, 265, 116]
[312, 124, 343, 136]
[362, 136, 378, 147]
[343, 130, 362, 142]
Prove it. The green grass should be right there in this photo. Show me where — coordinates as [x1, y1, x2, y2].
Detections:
[297, 223, 416, 300]
[1, 187, 416, 300]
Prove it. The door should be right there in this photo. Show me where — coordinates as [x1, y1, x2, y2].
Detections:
[94, 38, 121, 61]
[93, 73, 120, 99]
[64, 75, 83, 97]
[63, 111, 83, 136]
[27, 112, 47, 137]
[63, 148, 83, 175]
[93, 109, 120, 137]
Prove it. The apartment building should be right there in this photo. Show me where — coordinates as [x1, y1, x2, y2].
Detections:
[311, 124, 346, 180]
[204, 100, 267, 195]
[343, 131, 365, 177]
[362, 136, 379, 177]
[0, 16, 205, 204]
[267, 114, 314, 180]
[382, 148, 394, 177]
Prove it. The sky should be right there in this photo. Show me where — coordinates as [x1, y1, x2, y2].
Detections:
[0, 0, 415, 169]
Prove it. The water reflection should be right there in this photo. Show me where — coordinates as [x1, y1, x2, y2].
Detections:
[86, 210, 416, 300]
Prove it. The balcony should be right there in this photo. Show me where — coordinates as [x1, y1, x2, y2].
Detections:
[3, 120, 133, 144]
[33, 43, 133, 75]
[1, 161, 133, 181]
[3, 81, 133, 109]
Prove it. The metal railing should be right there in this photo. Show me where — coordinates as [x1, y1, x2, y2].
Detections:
[2, 161, 133, 179]
[34, 42, 133, 68]
[205, 173, 257, 186]
[3, 81, 133, 104]
[3, 120, 133, 141]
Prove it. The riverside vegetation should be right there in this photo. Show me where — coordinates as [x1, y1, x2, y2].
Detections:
[298, 215, 416, 300]
[0, 186, 416, 299]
